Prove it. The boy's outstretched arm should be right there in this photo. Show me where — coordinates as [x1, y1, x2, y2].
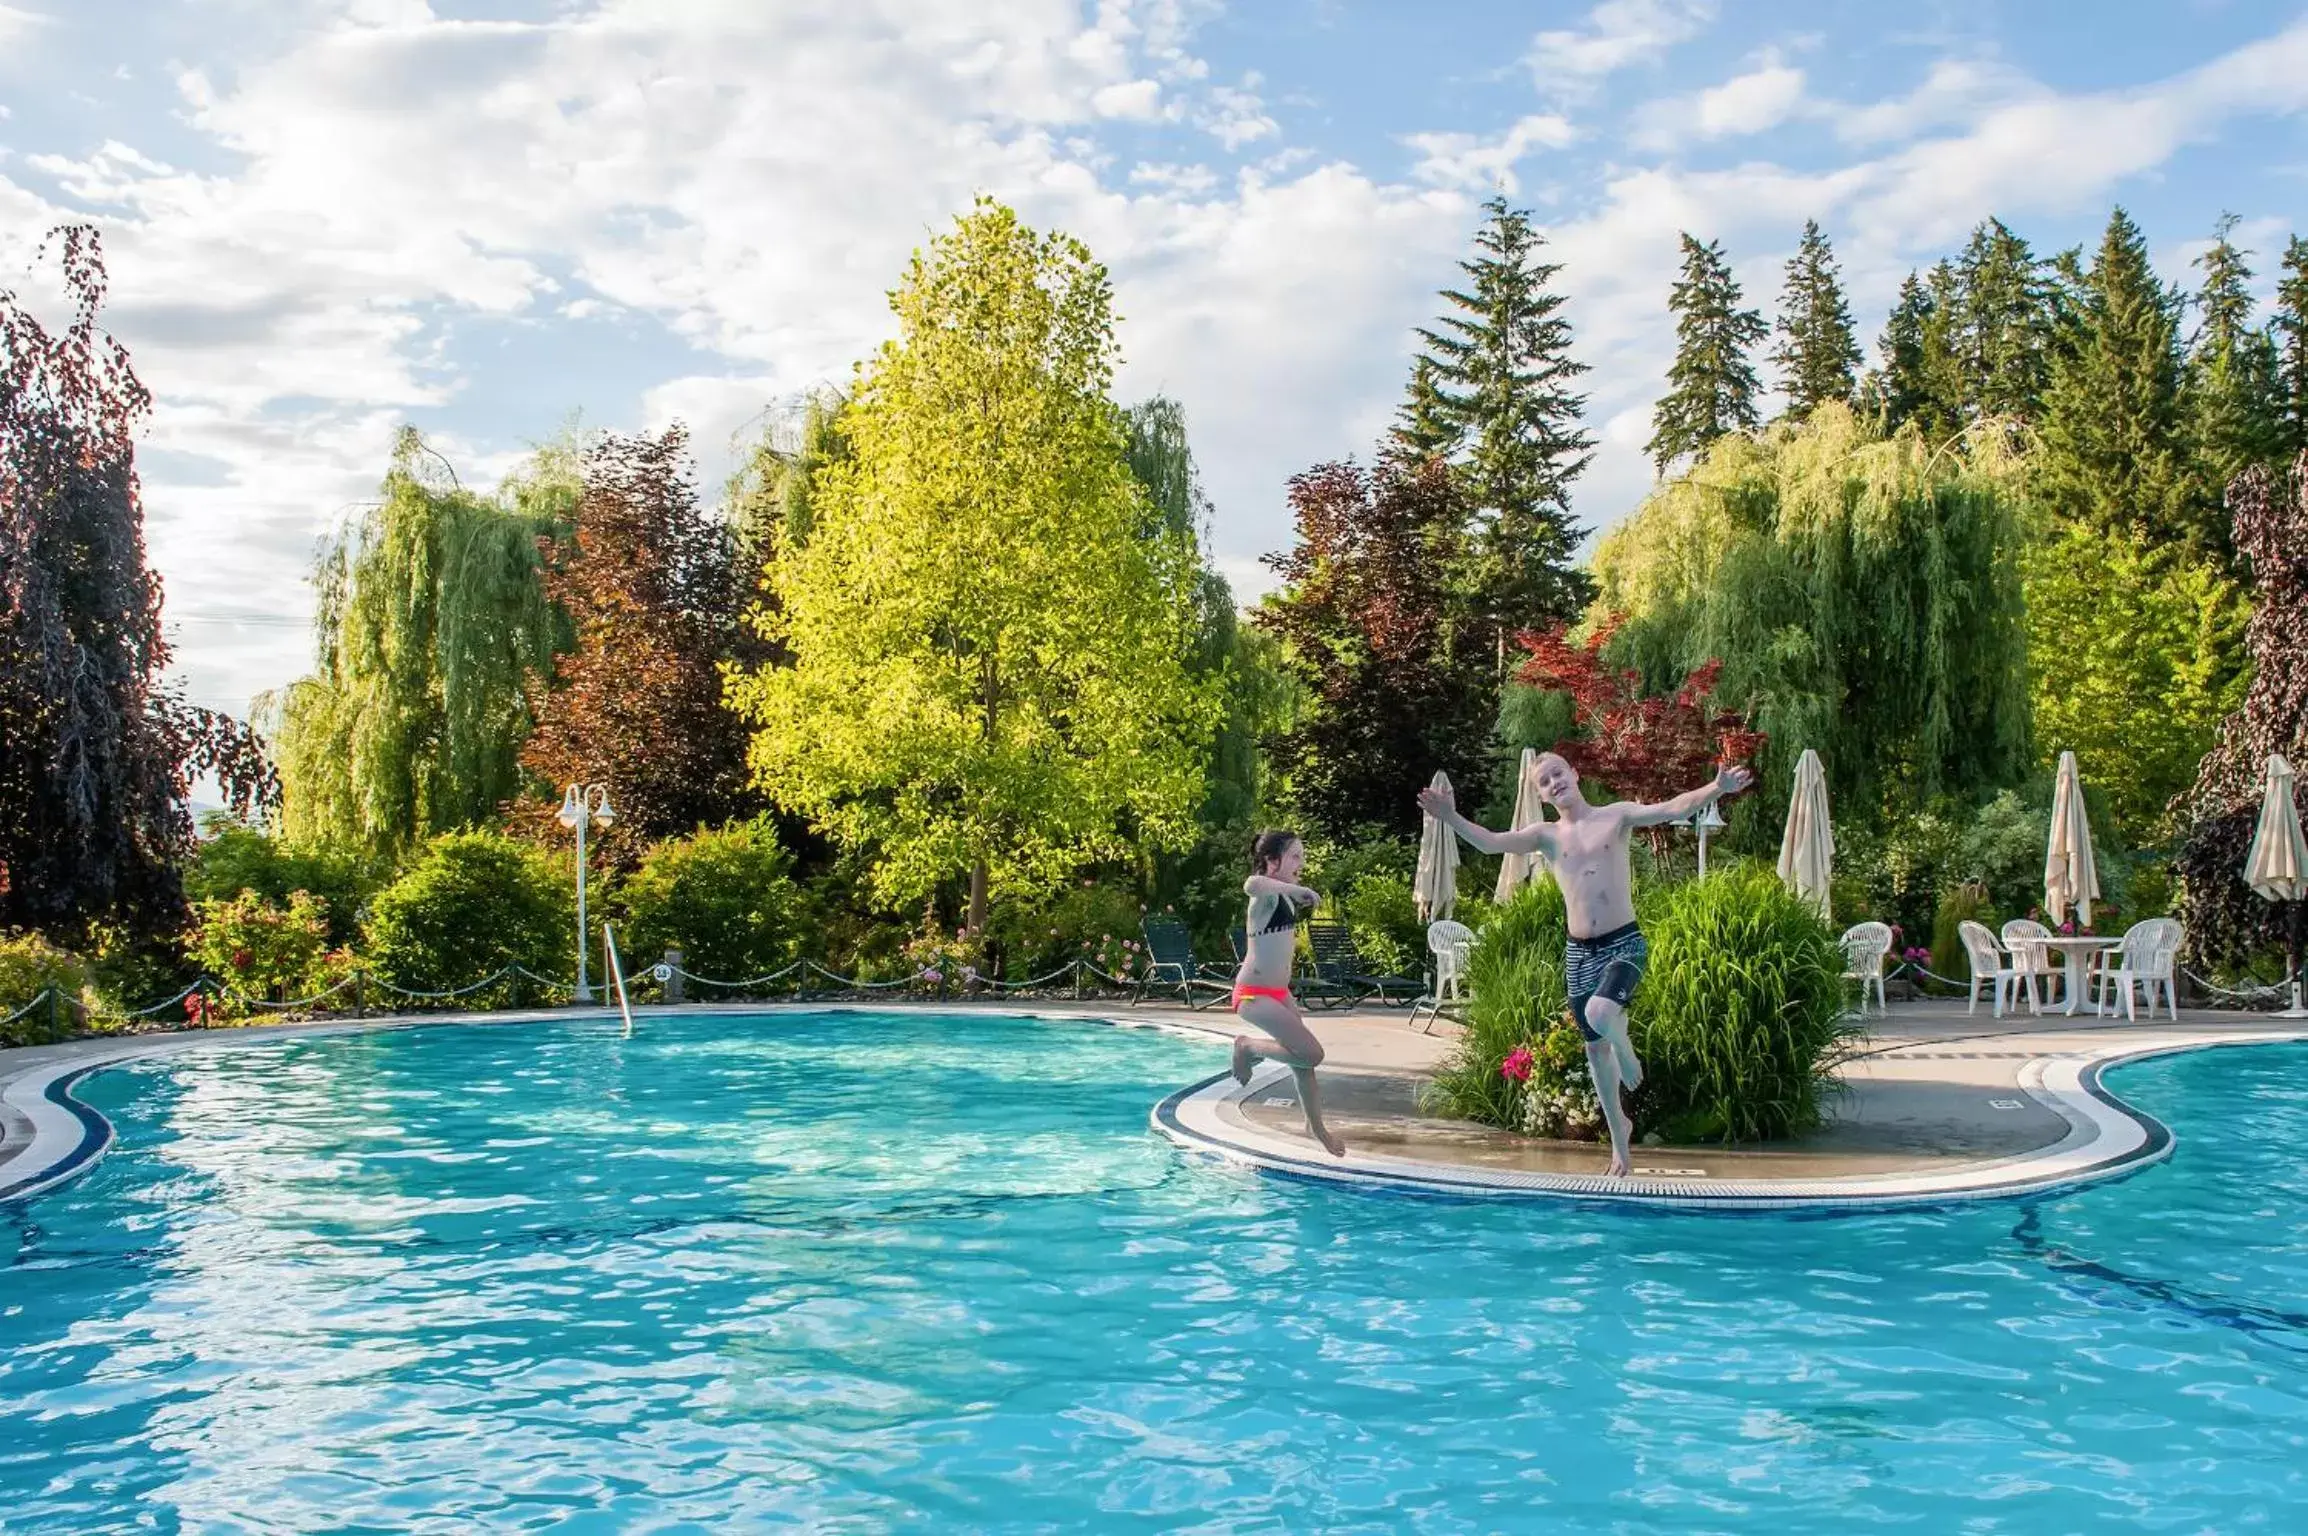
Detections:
[1417, 781, 1555, 857]
[1620, 764, 1755, 829]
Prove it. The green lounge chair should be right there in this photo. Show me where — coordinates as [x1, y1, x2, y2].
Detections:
[1135, 916, 1232, 1009]
[1306, 918, 1423, 1007]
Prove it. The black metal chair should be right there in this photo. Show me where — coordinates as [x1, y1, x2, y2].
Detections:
[1306, 919, 1423, 1007]
[1136, 916, 1232, 1009]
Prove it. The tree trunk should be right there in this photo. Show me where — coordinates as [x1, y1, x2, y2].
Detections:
[967, 859, 990, 944]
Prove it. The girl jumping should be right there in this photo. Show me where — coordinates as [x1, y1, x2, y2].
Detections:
[1229, 830, 1346, 1158]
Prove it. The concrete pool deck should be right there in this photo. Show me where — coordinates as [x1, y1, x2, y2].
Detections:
[4, 997, 2305, 1210]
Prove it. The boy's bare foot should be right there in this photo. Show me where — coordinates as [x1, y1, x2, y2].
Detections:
[1316, 1125, 1346, 1157]
[1606, 1147, 1631, 1177]
[1615, 1032, 1643, 1092]
[1231, 1035, 1255, 1086]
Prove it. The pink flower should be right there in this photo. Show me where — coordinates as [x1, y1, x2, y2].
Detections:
[1500, 1045, 1535, 1083]
[923, 968, 943, 984]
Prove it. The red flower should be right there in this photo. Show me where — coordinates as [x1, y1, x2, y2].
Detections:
[231, 949, 252, 971]
[1500, 1045, 1535, 1083]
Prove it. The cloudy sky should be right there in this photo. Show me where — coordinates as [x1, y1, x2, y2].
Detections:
[4, 0, 2306, 719]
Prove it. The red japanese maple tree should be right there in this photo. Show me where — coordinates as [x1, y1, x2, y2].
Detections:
[1513, 617, 1764, 855]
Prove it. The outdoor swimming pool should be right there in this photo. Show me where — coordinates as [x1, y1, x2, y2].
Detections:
[3, 1010, 2304, 1531]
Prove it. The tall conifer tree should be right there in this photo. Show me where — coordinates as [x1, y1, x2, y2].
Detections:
[1868, 272, 1935, 431]
[2183, 214, 2286, 529]
[1648, 233, 1765, 472]
[1954, 218, 2052, 422]
[2273, 234, 2308, 457]
[1403, 196, 1595, 631]
[1388, 355, 1461, 462]
[2036, 207, 2193, 549]
[1771, 220, 1861, 419]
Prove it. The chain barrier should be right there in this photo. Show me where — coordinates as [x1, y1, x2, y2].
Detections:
[215, 974, 362, 1013]
[2179, 968, 2290, 1003]
[0, 989, 57, 1029]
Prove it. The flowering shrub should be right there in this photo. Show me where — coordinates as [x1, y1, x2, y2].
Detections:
[984, 880, 1146, 981]
[191, 890, 349, 1016]
[900, 905, 978, 992]
[1513, 1018, 1602, 1139]
[1082, 930, 1143, 981]
[0, 931, 94, 1045]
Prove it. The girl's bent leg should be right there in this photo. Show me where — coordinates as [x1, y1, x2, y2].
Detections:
[1235, 996, 1345, 1157]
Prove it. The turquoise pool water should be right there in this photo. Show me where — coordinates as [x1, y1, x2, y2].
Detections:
[3, 1012, 2305, 1532]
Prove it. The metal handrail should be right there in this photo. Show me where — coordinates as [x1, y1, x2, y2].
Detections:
[602, 922, 637, 1040]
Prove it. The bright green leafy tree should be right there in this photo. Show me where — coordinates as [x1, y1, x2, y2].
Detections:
[2022, 522, 2249, 840]
[729, 200, 1221, 938]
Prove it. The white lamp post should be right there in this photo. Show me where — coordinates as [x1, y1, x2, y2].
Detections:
[555, 783, 615, 1003]
[1671, 797, 1727, 877]
[1695, 796, 1725, 877]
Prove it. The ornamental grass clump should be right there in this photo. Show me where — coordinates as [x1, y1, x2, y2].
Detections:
[1634, 862, 1858, 1143]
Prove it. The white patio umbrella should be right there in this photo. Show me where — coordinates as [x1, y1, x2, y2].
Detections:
[1493, 748, 1549, 903]
[1414, 770, 1461, 921]
[1777, 749, 1834, 920]
[2044, 750, 2101, 928]
[2244, 753, 2308, 1018]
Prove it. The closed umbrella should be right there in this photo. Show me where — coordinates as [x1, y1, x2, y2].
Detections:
[1494, 748, 1550, 903]
[1777, 749, 1834, 920]
[2045, 750, 2101, 929]
[1415, 770, 1461, 921]
[2244, 753, 2308, 1018]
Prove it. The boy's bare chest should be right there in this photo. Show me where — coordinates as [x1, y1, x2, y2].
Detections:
[1553, 818, 1627, 868]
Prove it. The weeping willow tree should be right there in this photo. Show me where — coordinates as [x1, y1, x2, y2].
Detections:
[729, 388, 850, 570]
[1122, 397, 1296, 945]
[1588, 402, 2032, 825]
[268, 429, 578, 853]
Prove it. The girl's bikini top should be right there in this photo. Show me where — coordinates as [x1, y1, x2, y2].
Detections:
[1251, 892, 1309, 935]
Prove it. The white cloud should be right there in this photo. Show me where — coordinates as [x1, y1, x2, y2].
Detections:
[1829, 56, 2045, 146]
[0, 0, 1461, 712]
[1199, 75, 1276, 149]
[0, 4, 52, 47]
[1633, 58, 1808, 149]
[9, 0, 2308, 719]
[1527, 0, 1716, 95]
[1405, 113, 1578, 193]
[1092, 78, 1162, 120]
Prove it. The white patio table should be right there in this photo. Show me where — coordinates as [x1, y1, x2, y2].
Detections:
[2031, 934, 2122, 1016]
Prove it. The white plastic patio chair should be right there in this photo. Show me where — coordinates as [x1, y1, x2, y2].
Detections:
[1959, 920, 2035, 1018]
[1839, 921, 1892, 1017]
[2094, 917, 2183, 1021]
[1410, 919, 1475, 1035]
[2000, 919, 2055, 1013]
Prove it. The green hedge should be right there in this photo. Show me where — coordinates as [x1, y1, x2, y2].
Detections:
[617, 818, 804, 984]
[1426, 863, 1859, 1145]
[362, 831, 572, 1006]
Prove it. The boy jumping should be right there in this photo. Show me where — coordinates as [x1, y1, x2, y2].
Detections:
[1418, 755, 1753, 1176]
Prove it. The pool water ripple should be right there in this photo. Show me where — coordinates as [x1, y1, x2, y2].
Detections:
[2, 1011, 2305, 1532]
